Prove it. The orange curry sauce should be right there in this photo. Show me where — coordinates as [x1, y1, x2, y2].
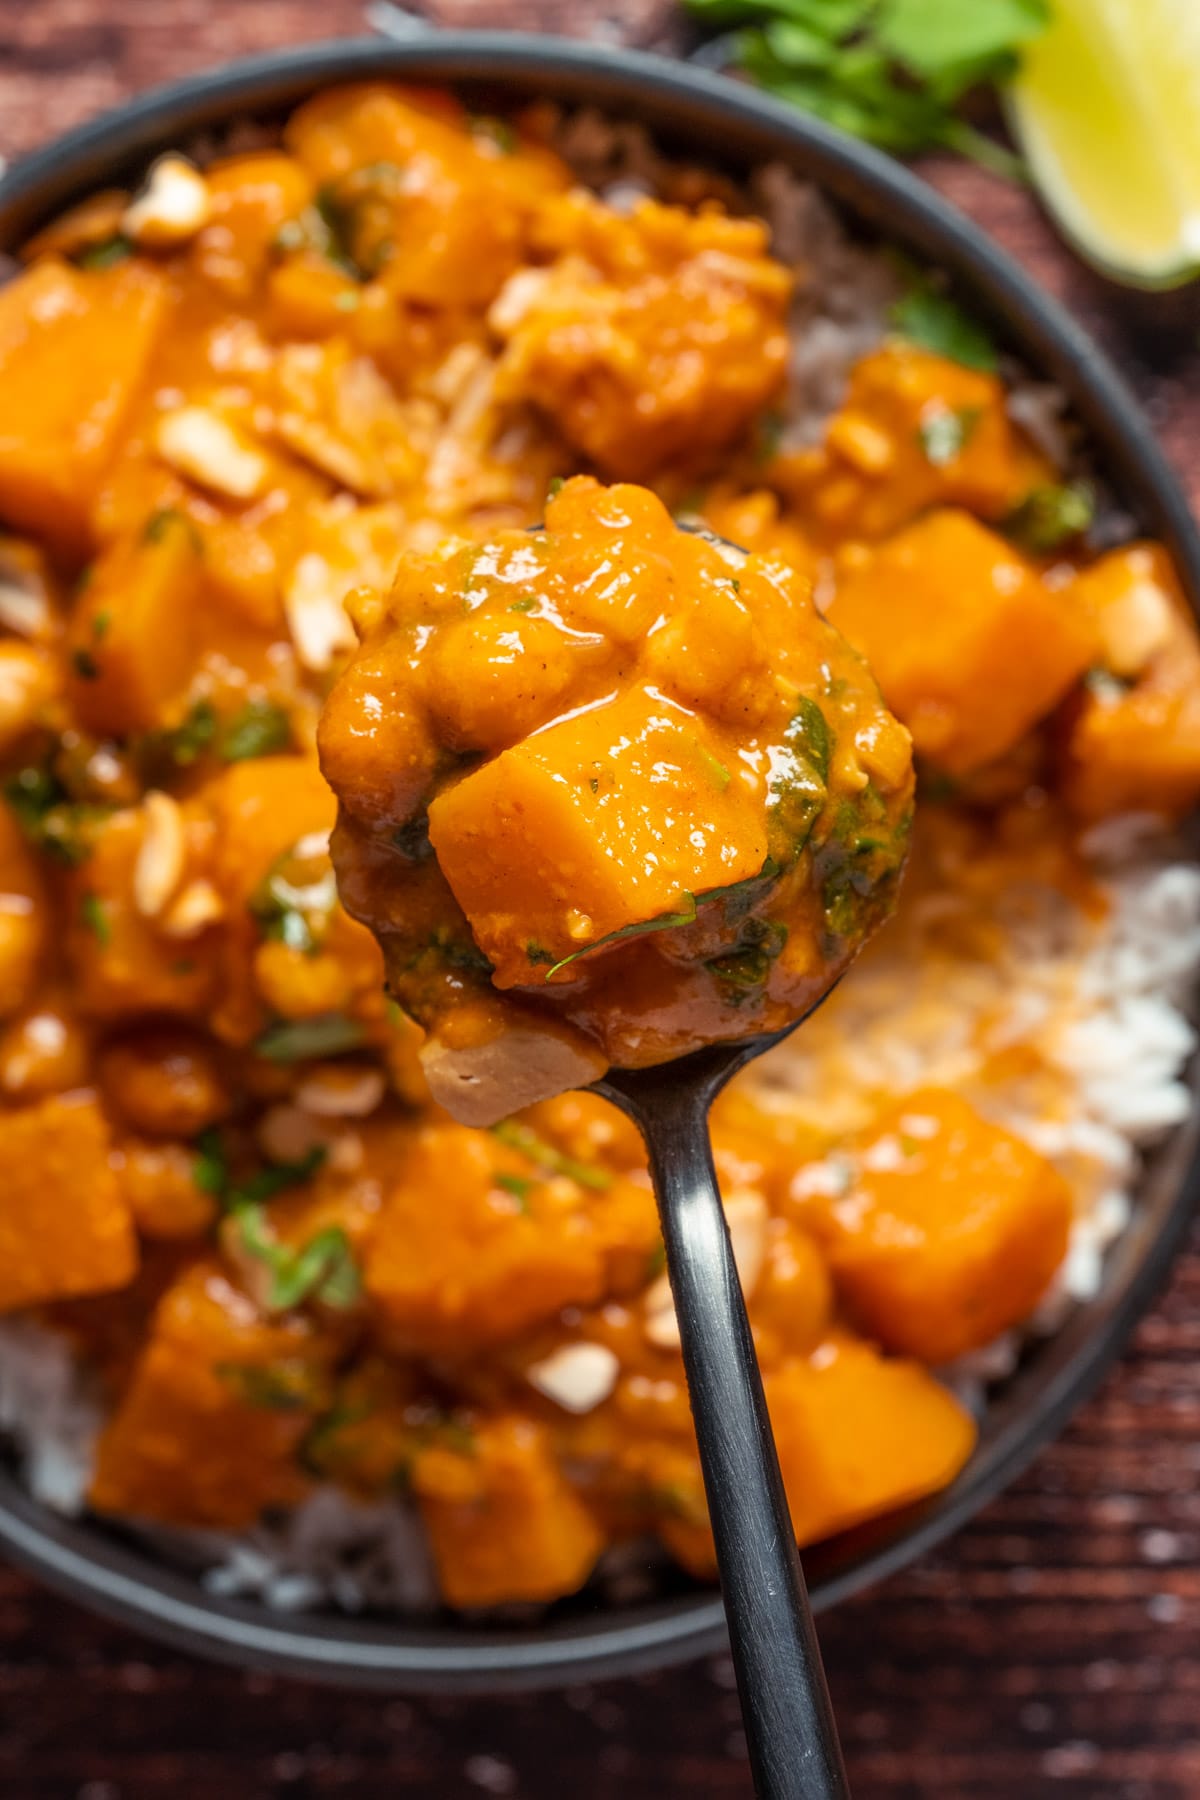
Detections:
[0, 84, 1195, 1608]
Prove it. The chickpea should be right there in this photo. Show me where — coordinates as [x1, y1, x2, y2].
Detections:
[98, 1028, 231, 1137]
[253, 939, 356, 1019]
[0, 642, 57, 755]
[423, 612, 588, 753]
[0, 1005, 89, 1099]
[117, 1137, 218, 1240]
[316, 652, 436, 829]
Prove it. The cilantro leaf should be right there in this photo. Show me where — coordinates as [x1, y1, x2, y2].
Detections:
[233, 1201, 361, 1314]
[890, 279, 998, 371]
[254, 1014, 369, 1063]
[491, 1121, 613, 1192]
[875, 0, 1049, 81]
[685, 0, 1043, 179]
[917, 403, 982, 466]
[1003, 482, 1096, 555]
[544, 894, 699, 980]
[219, 700, 292, 763]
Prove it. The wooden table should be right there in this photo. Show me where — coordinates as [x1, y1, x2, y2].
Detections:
[2, 5, 1199, 1795]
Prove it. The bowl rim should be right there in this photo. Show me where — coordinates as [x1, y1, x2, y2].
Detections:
[1, 29, 1198, 1693]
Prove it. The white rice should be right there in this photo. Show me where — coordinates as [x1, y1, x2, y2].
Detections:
[1, 120, 1196, 1618]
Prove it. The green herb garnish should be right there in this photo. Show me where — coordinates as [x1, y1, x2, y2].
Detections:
[215, 1359, 322, 1412]
[1003, 482, 1095, 555]
[509, 597, 537, 613]
[491, 1120, 613, 1192]
[685, 0, 1047, 180]
[544, 894, 699, 980]
[495, 1171, 534, 1206]
[219, 700, 291, 763]
[71, 648, 100, 681]
[917, 403, 982, 466]
[192, 1126, 230, 1197]
[4, 765, 101, 866]
[80, 892, 111, 946]
[391, 813, 434, 862]
[92, 610, 112, 642]
[234, 1204, 362, 1313]
[75, 235, 133, 271]
[157, 699, 218, 769]
[254, 1014, 369, 1063]
[785, 695, 832, 782]
[890, 277, 998, 372]
[525, 942, 555, 966]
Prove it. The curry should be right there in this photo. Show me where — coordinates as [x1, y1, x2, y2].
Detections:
[0, 83, 1195, 1612]
[321, 475, 914, 1120]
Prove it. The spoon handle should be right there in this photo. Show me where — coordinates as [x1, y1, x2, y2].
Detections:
[629, 1078, 850, 1800]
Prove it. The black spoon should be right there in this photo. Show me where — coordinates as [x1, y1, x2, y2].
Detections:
[595, 1015, 851, 1800]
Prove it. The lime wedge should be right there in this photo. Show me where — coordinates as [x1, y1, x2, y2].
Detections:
[1008, 0, 1200, 288]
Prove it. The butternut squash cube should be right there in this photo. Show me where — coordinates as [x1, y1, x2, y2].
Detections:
[66, 510, 205, 734]
[364, 1118, 658, 1353]
[1060, 544, 1200, 821]
[0, 1094, 137, 1312]
[428, 686, 768, 988]
[810, 1089, 1072, 1364]
[89, 1261, 324, 1528]
[766, 1335, 976, 1547]
[829, 509, 1096, 776]
[0, 259, 168, 554]
[412, 1413, 604, 1608]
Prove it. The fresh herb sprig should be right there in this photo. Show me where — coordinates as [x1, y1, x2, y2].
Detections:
[684, 0, 1049, 179]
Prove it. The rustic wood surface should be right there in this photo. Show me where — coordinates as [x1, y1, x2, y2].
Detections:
[2, 4, 1200, 1795]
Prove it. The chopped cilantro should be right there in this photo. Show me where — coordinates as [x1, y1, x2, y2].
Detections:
[75, 235, 133, 271]
[1003, 482, 1095, 555]
[544, 894, 699, 979]
[495, 1171, 534, 1206]
[890, 279, 998, 372]
[234, 1201, 361, 1313]
[255, 1014, 369, 1063]
[917, 403, 982, 466]
[192, 1126, 230, 1197]
[491, 1120, 613, 1192]
[215, 1360, 320, 1411]
[219, 699, 291, 762]
[80, 892, 111, 946]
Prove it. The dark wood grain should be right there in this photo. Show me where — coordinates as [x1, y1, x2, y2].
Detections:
[2, 6, 1200, 1796]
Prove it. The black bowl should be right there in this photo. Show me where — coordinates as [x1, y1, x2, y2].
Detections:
[1, 32, 1197, 1692]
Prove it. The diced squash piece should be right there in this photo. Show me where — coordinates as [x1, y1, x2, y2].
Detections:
[412, 1413, 604, 1608]
[829, 509, 1096, 775]
[0, 259, 168, 554]
[66, 809, 219, 1022]
[195, 152, 315, 294]
[66, 510, 205, 734]
[1061, 544, 1200, 820]
[208, 755, 336, 909]
[773, 343, 1048, 543]
[89, 1261, 325, 1528]
[807, 1089, 1072, 1364]
[428, 686, 768, 987]
[364, 1118, 658, 1352]
[766, 1335, 977, 1547]
[0, 1094, 136, 1312]
[285, 84, 562, 309]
